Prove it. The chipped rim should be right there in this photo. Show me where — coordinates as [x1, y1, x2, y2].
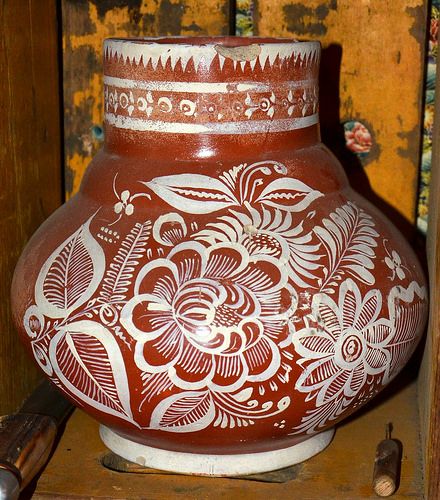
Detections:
[104, 37, 321, 68]
[104, 36, 313, 46]
[103, 37, 321, 136]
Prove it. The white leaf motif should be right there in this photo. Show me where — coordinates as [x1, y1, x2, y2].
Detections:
[150, 391, 215, 433]
[256, 178, 323, 212]
[231, 387, 253, 402]
[315, 202, 379, 291]
[100, 221, 151, 303]
[32, 343, 53, 376]
[49, 320, 133, 422]
[35, 217, 105, 318]
[386, 281, 428, 380]
[143, 174, 238, 214]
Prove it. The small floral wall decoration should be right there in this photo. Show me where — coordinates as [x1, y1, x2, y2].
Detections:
[343, 121, 373, 160]
[236, 0, 254, 36]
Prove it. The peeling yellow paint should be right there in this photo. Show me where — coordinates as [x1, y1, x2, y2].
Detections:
[257, 0, 426, 225]
[63, 0, 229, 198]
[140, 1, 161, 16]
[69, 4, 136, 54]
[66, 152, 91, 200]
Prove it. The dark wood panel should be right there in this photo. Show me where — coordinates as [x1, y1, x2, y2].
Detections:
[0, 0, 62, 413]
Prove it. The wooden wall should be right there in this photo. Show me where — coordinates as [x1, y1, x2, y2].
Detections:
[419, 32, 440, 497]
[255, 0, 427, 236]
[0, 0, 62, 413]
[62, 0, 232, 198]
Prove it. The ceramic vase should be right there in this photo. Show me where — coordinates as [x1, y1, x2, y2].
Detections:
[12, 37, 428, 476]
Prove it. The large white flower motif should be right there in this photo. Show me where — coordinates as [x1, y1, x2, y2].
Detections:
[121, 241, 295, 393]
[293, 279, 393, 406]
[195, 205, 322, 289]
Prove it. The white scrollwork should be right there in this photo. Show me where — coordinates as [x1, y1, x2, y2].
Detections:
[179, 99, 196, 116]
[22, 157, 427, 436]
[158, 96, 172, 113]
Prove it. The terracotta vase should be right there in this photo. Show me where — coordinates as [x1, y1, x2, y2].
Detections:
[12, 37, 428, 476]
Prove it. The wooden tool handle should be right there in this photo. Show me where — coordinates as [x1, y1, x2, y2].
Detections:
[0, 413, 57, 489]
[372, 438, 401, 497]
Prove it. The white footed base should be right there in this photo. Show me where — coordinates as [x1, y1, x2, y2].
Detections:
[99, 426, 335, 476]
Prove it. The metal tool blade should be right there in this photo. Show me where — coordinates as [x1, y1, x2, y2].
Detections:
[0, 469, 19, 500]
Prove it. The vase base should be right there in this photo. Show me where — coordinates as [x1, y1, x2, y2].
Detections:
[99, 426, 335, 476]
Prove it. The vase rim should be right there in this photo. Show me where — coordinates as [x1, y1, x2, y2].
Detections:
[104, 36, 320, 47]
[103, 36, 321, 143]
[104, 37, 320, 75]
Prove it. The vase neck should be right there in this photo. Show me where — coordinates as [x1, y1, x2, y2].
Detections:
[102, 37, 321, 160]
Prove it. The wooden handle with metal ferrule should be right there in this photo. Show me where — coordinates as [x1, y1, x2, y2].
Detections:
[0, 413, 57, 490]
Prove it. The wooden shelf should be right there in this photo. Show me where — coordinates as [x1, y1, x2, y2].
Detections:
[31, 377, 422, 499]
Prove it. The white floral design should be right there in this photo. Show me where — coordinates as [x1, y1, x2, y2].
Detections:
[293, 279, 392, 407]
[244, 92, 276, 119]
[110, 174, 151, 226]
[23, 216, 136, 424]
[121, 241, 295, 393]
[195, 205, 322, 288]
[114, 190, 134, 216]
[144, 161, 323, 215]
[21, 157, 428, 438]
[385, 249, 406, 281]
[105, 84, 318, 124]
[138, 91, 154, 116]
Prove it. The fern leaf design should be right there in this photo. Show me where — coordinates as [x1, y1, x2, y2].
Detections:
[291, 397, 350, 435]
[386, 282, 428, 380]
[100, 221, 151, 303]
[314, 202, 379, 292]
[139, 372, 175, 411]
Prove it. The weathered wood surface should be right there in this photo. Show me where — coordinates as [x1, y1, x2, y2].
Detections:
[32, 378, 422, 498]
[255, 0, 427, 236]
[62, 0, 232, 198]
[62, 0, 428, 235]
[418, 25, 440, 498]
[0, 0, 62, 413]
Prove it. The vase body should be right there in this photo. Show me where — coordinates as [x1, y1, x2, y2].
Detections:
[12, 37, 428, 475]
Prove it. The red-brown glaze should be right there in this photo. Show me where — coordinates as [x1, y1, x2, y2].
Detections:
[12, 38, 427, 456]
